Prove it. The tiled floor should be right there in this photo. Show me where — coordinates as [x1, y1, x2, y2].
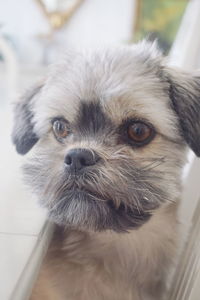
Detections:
[0, 234, 38, 300]
[0, 102, 48, 300]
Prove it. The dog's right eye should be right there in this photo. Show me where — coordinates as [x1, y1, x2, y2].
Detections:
[52, 119, 70, 142]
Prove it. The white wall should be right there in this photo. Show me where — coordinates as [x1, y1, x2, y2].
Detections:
[0, 0, 135, 64]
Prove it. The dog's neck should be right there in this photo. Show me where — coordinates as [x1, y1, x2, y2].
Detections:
[38, 202, 179, 300]
[50, 202, 178, 273]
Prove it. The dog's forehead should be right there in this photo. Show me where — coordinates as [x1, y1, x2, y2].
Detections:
[34, 46, 178, 138]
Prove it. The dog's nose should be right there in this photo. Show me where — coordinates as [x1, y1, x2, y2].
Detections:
[64, 148, 100, 172]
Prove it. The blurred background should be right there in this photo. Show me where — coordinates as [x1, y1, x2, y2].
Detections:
[1, 1, 200, 300]
[0, 0, 189, 99]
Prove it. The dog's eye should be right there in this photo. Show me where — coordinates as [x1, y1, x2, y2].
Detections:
[52, 119, 69, 141]
[127, 122, 154, 145]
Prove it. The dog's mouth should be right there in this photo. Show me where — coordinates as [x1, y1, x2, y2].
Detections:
[47, 180, 152, 232]
[67, 186, 110, 203]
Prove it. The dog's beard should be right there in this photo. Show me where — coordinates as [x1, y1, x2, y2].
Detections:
[23, 153, 172, 232]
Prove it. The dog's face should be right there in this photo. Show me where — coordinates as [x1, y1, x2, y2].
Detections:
[12, 42, 200, 232]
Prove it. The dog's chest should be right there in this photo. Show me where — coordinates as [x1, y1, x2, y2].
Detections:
[32, 206, 178, 300]
[48, 255, 142, 300]
[40, 228, 170, 300]
[60, 264, 140, 300]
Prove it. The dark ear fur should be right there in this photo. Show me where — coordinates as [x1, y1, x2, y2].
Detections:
[166, 69, 200, 157]
[12, 83, 43, 155]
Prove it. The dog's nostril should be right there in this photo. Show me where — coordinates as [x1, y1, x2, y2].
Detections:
[64, 148, 100, 172]
[65, 155, 72, 165]
[80, 157, 87, 166]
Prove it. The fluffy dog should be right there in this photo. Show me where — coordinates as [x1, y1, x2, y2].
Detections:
[12, 41, 200, 300]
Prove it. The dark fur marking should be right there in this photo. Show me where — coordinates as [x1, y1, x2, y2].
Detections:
[75, 101, 113, 136]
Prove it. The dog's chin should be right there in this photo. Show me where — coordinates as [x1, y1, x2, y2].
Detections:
[47, 188, 152, 232]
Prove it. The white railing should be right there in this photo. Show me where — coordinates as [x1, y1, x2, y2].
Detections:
[168, 0, 200, 299]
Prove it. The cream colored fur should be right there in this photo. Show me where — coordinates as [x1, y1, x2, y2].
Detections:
[12, 41, 200, 300]
[31, 202, 178, 300]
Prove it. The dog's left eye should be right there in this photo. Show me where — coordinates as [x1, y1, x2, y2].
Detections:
[52, 119, 69, 141]
[127, 122, 155, 146]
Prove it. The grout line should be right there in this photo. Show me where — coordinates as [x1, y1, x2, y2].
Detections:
[0, 232, 38, 237]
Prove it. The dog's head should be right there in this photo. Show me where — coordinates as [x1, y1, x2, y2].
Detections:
[12, 42, 200, 232]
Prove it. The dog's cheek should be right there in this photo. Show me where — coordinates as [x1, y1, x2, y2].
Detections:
[22, 144, 66, 204]
[107, 140, 184, 204]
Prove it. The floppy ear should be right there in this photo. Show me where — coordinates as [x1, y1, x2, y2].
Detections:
[12, 83, 43, 155]
[166, 68, 200, 157]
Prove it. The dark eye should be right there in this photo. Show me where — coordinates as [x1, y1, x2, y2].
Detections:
[52, 119, 69, 141]
[127, 122, 155, 146]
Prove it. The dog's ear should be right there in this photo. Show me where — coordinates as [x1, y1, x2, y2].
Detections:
[12, 83, 43, 155]
[165, 68, 200, 156]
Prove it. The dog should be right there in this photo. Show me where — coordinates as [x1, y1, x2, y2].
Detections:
[12, 41, 200, 300]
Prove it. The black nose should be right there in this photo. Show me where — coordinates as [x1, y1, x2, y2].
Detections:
[65, 148, 100, 172]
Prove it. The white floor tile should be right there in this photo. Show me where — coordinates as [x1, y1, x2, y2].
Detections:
[0, 107, 47, 235]
[0, 234, 38, 300]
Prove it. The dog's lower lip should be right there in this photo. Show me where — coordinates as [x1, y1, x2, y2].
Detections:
[73, 187, 99, 196]
[68, 187, 108, 201]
